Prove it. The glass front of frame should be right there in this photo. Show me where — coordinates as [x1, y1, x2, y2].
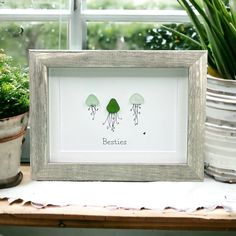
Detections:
[49, 67, 188, 164]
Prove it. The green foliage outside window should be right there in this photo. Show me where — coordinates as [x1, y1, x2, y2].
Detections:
[0, 21, 199, 66]
[86, 0, 182, 10]
[87, 22, 200, 51]
[0, 22, 67, 65]
[0, 0, 69, 9]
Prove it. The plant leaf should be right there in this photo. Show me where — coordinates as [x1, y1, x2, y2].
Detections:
[221, 15, 236, 57]
[177, 0, 216, 70]
[230, 0, 236, 25]
[206, 24, 236, 79]
[161, 25, 202, 48]
[178, 0, 208, 48]
[178, 0, 236, 79]
[203, 0, 223, 33]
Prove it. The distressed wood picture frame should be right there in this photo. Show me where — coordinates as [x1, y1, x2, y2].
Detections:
[30, 50, 207, 181]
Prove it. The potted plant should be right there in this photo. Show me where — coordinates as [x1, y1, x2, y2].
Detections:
[0, 50, 29, 188]
[176, 0, 236, 182]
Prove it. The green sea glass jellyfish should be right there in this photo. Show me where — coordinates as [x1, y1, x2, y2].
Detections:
[85, 94, 99, 120]
[129, 93, 144, 125]
[103, 98, 121, 132]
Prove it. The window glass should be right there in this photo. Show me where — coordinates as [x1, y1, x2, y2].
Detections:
[0, 22, 68, 65]
[86, 0, 181, 10]
[0, 0, 70, 9]
[87, 22, 200, 50]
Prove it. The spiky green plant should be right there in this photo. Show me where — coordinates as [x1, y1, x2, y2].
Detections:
[177, 0, 236, 80]
[0, 51, 29, 119]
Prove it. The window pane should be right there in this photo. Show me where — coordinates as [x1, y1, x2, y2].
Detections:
[0, 0, 70, 9]
[86, 0, 181, 10]
[87, 22, 200, 50]
[0, 22, 68, 65]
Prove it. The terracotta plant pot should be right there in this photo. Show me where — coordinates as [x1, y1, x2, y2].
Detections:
[0, 112, 28, 188]
[205, 75, 236, 182]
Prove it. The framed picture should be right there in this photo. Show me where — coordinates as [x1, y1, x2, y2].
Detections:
[30, 50, 207, 181]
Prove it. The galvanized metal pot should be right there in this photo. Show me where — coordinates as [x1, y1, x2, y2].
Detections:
[0, 113, 28, 188]
[205, 75, 236, 183]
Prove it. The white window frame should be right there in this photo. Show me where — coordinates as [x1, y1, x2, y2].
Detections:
[0, 0, 189, 50]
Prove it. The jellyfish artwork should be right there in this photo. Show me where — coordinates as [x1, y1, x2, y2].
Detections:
[129, 93, 144, 125]
[85, 94, 100, 120]
[103, 98, 121, 132]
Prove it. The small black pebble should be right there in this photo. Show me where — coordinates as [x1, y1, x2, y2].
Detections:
[143, 132, 146, 135]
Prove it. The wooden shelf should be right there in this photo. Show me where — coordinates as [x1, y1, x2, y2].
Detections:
[0, 165, 236, 230]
